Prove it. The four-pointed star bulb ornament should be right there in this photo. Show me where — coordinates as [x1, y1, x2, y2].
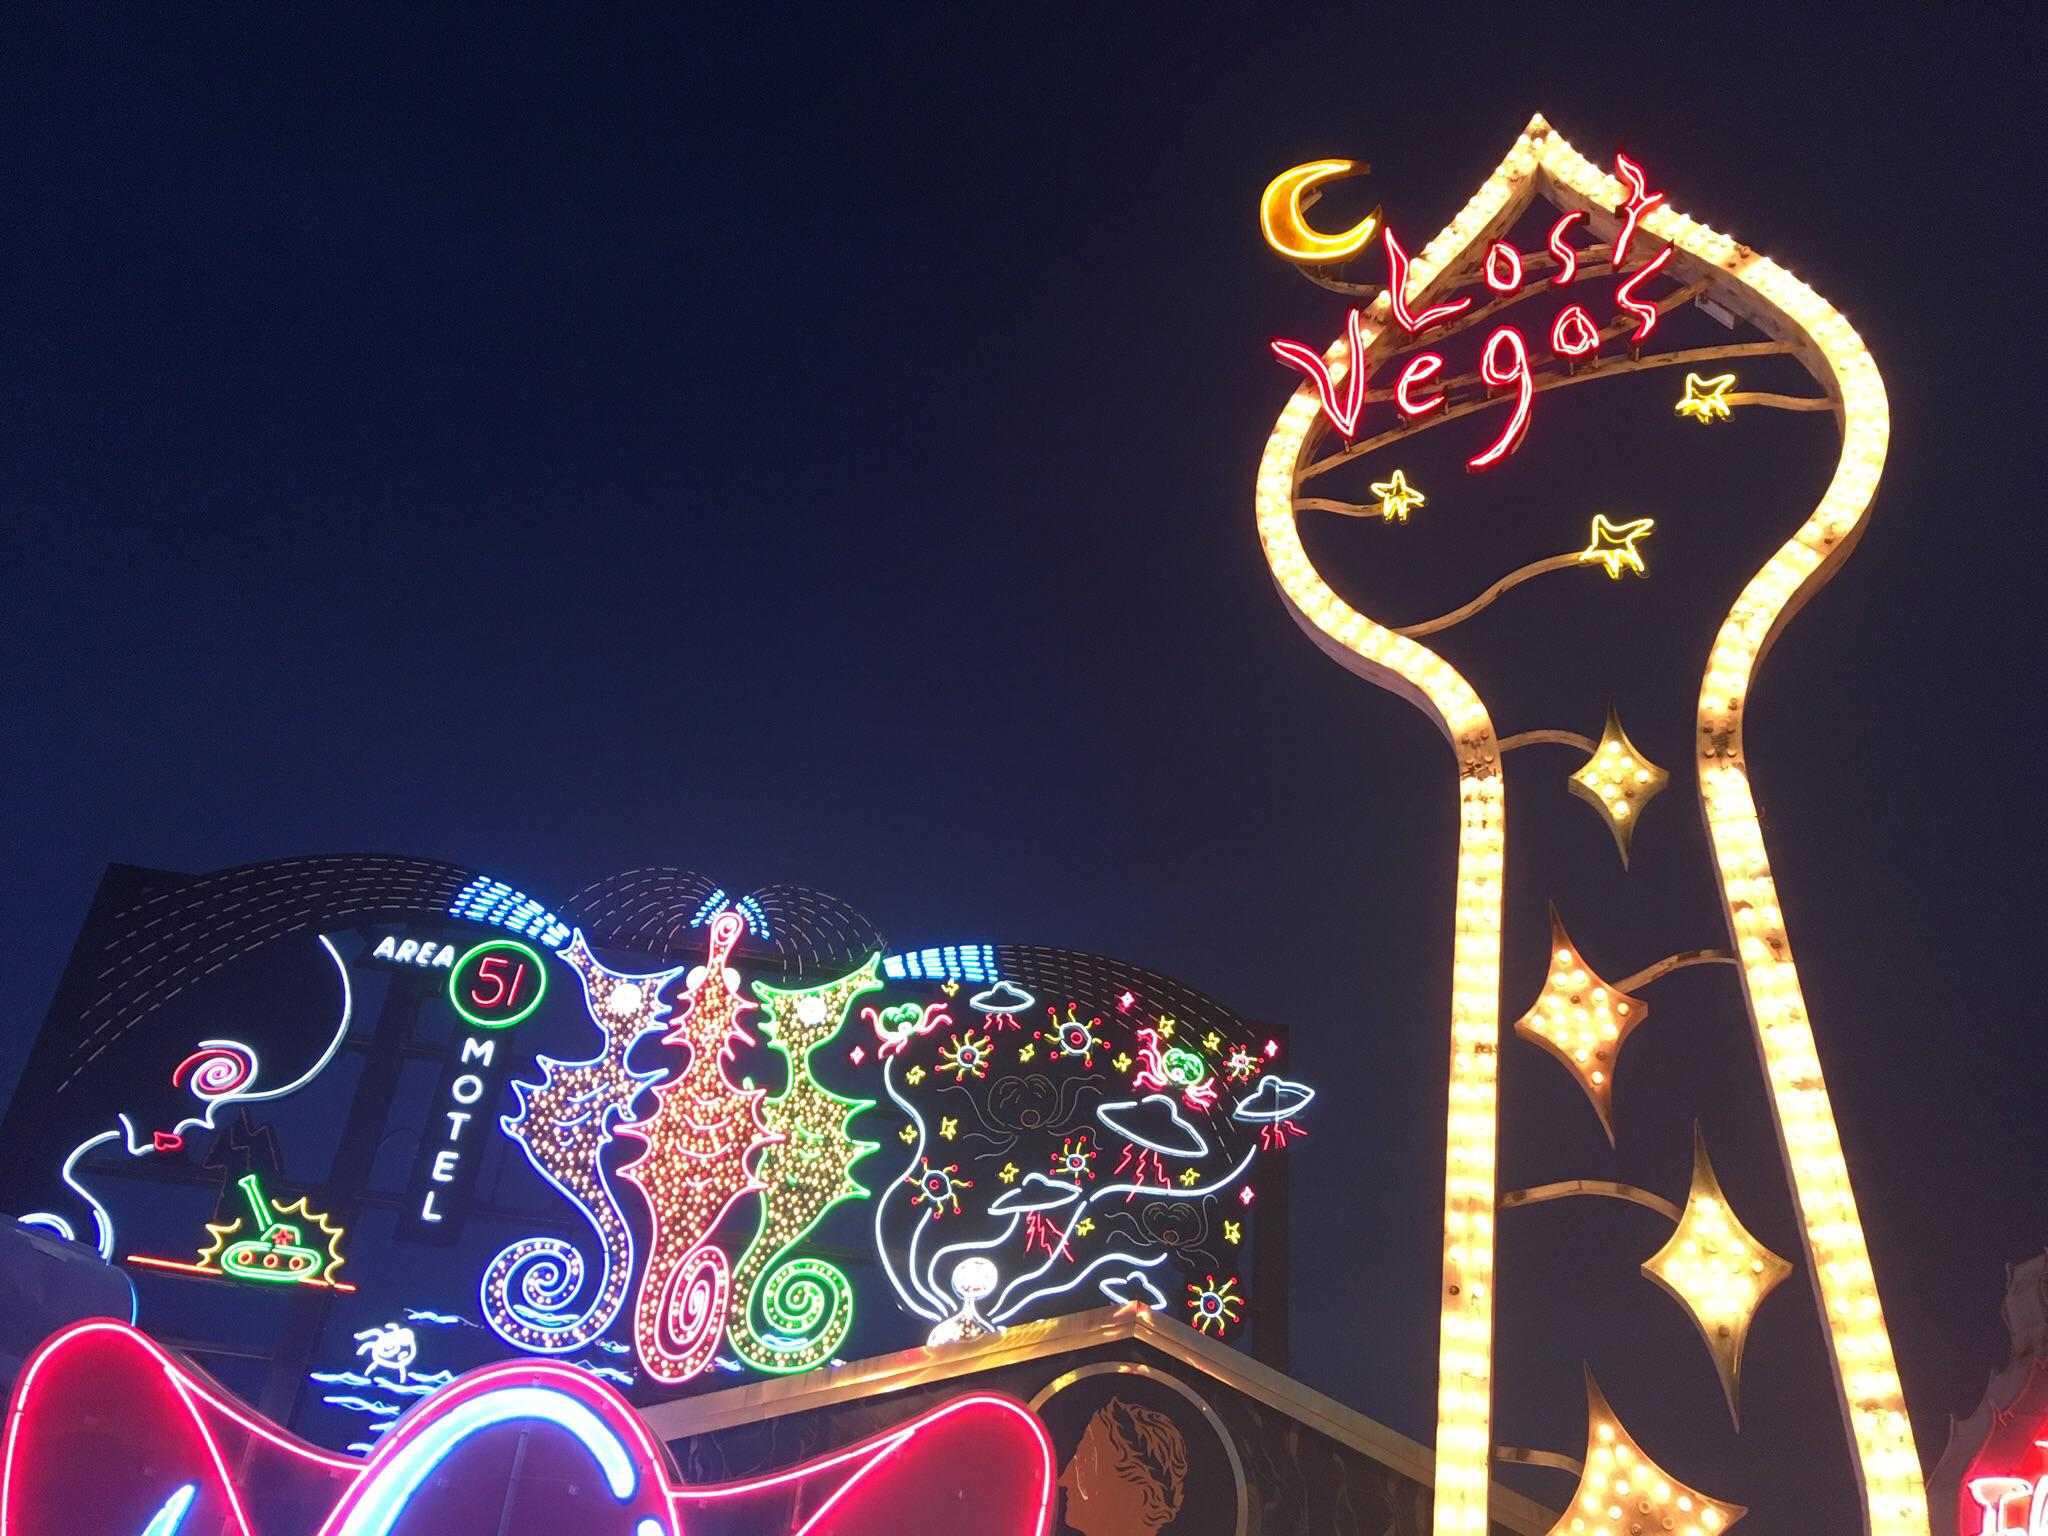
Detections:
[1568, 707, 1671, 866]
[1641, 1129, 1794, 1426]
[1545, 1370, 1745, 1536]
[1513, 908, 1649, 1144]
[1675, 371, 1738, 423]
[1370, 469, 1427, 522]
[1579, 515, 1656, 579]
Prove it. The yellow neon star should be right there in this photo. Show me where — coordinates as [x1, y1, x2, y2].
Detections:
[905, 1065, 927, 1086]
[1203, 1032, 1222, 1051]
[1579, 514, 1656, 579]
[1158, 1017, 1176, 1039]
[1018, 1044, 1036, 1063]
[1224, 1220, 1242, 1245]
[1369, 468, 1426, 522]
[898, 1125, 917, 1144]
[1076, 1218, 1096, 1237]
[1674, 371, 1736, 423]
[998, 1162, 1019, 1183]
[940, 979, 960, 996]
[1178, 1168, 1201, 1188]
[940, 1117, 958, 1140]
[1113, 1051, 1133, 1073]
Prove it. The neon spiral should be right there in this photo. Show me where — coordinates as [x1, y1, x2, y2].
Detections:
[729, 1255, 855, 1373]
[479, 1236, 625, 1354]
[171, 1044, 256, 1099]
[646, 1244, 729, 1383]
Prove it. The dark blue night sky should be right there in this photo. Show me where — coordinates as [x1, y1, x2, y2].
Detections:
[3, 7, 2041, 1531]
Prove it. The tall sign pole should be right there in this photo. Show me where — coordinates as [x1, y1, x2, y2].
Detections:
[1252, 114, 1925, 1536]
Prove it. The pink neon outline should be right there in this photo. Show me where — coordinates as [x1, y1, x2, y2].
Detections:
[1483, 241, 1522, 293]
[1394, 352, 1446, 417]
[1615, 246, 1674, 342]
[1269, 308, 1368, 437]
[677, 1391, 1054, 1536]
[171, 1046, 253, 1096]
[5, 1324, 1052, 1536]
[1612, 152, 1665, 271]
[1469, 326, 1533, 469]
[1547, 211, 1584, 286]
[1383, 227, 1472, 333]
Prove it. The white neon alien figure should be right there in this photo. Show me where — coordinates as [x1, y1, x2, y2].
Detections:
[20, 934, 355, 1261]
[927, 1257, 1002, 1346]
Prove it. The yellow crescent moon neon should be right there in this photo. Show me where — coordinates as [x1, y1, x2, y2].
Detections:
[1259, 160, 1380, 264]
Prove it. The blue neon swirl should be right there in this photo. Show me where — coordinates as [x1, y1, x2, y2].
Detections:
[137, 1484, 196, 1536]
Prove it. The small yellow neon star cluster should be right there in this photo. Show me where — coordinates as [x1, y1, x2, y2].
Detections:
[1580, 515, 1656, 579]
[1568, 708, 1670, 866]
[1675, 372, 1737, 423]
[1371, 469, 1427, 522]
[1641, 1131, 1793, 1423]
[1513, 909, 1648, 1143]
[1547, 1372, 1745, 1536]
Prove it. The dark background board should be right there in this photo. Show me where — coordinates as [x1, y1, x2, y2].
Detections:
[2, 5, 2042, 1532]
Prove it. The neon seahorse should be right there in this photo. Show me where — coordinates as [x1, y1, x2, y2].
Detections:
[480, 932, 681, 1353]
[617, 908, 774, 1383]
[725, 956, 883, 1372]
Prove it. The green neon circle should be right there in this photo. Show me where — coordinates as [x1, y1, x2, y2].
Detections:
[448, 939, 548, 1029]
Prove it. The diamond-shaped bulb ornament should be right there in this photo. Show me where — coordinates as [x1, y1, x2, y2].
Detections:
[1513, 907, 1647, 1144]
[1544, 1371, 1746, 1536]
[1568, 707, 1669, 866]
[1641, 1129, 1794, 1425]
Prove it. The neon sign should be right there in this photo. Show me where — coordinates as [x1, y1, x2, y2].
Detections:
[368, 935, 455, 969]
[400, 949, 538, 1242]
[1268, 151, 1684, 468]
[129, 1171, 352, 1291]
[1254, 116, 1922, 1534]
[448, 938, 547, 1028]
[0, 1320, 1056, 1536]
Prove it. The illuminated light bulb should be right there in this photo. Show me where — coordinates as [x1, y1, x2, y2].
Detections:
[1512, 908, 1648, 1143]
[1370, 469, 1427, 523]
[1675, 372, 1738, 424]
[1640, 1129, 1794, 1424]
[1543, 1372, 1745, 1536]
[1259, 160, 1381, 263]
[1579, 515, 1656, 580]
[1567, 707, 1671, 866]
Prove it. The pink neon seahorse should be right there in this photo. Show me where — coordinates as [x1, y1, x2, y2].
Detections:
[616, 909, 776, 1383]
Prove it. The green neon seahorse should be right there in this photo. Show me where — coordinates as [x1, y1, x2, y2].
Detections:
[725, 955, 883, 1373]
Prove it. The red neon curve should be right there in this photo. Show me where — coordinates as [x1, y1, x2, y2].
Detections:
[1547, 211, 1584, 286]
[1615, 246, 1674, 343]
[1550, 304, 1601, 359]
[1612, 151, 1665, 271]
[1384, 227, 1472, 334]
[1469, 326, 1533, 470]
[1270, 307, 1368, 437]
[1395, 352, 1446, 417]
[1483, 241, 1522, 293]
[1, 1321, 1055, 1536]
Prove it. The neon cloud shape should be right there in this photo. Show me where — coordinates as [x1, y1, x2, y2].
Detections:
[1095, 1094, 1209, 1158]
[987, 1172, 1083, 1216]
[969, 980, 1035, 1013]
[1230, 1076, 1316, 1122]
[1098, 1271, 1169, 1311]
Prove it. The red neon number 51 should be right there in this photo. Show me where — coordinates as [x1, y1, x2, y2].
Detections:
[469, 955, 528, 1010]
